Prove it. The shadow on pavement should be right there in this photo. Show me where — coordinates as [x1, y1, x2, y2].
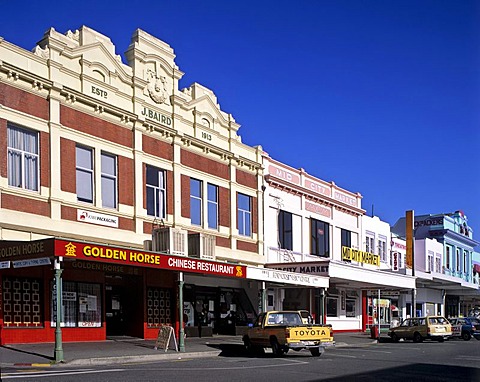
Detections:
[0, 345, 54, 362]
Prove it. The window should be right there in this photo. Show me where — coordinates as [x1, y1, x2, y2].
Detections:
[346, 299, 356, 317]
[326, 297, 338, 317]
[278, 210, 293, 250]
[378, 237, 387, 262]
[207, 183, 218, 229]
[427, 251, 434, 272]
[51, 281, 102, 327]
[7, 124, 39, 191]
[341, 229, 352, 248]
[76, 146, 94, 203]
[445, 246, 451, 270]
[311, 218, 329, 257]
[464, 250, 468, 274]
[101, 152, 117, 208]
[366, 234, 374, 253]
[190, 178, 202, 226]
[146, 165, 166, 218]
[3, 277, 43, 327]
[435, 255, 441, 273]
[146, 287, 173, 327]
[456, 248, 461, 272]
[237, 193, 252, 236]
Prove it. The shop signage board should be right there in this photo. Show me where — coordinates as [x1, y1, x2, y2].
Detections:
[53, 239, 246, 278]
[12, 257, 51, 268]
[154, 326, 178, 352]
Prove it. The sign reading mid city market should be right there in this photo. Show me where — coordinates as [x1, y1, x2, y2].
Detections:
[54, 239, 245, 278]
[341, 246, 380, 267]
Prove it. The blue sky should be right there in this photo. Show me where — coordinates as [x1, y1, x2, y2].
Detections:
[1, 1, 479, 242]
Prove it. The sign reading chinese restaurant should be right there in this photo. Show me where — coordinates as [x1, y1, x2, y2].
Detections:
[341, 246, 380, 267]
[54, 239, 245, 278]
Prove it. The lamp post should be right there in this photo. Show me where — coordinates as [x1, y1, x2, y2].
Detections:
[54, 258, 64, 363]
[178, 272, 185, 352]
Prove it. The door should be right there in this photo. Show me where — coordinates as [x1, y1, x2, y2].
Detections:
[105, 285, 125, 336]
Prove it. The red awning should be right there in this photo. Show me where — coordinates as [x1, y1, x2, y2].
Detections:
[473, 264, 480, 274]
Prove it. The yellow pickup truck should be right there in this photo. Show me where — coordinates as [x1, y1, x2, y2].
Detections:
[242, 310, 334, 356]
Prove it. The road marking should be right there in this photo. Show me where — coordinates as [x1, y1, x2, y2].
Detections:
[333, 347, 392, 353]
[328, 353, 357, 358]
[1, 368, 124, 379]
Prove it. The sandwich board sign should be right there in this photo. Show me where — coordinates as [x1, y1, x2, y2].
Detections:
[154, 326, 178, 352]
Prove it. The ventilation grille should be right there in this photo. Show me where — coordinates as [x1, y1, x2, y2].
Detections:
[188, 233, 216, 261]
[152, 227, 187, 257]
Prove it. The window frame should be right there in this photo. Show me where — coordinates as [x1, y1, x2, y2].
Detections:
[237, 193, 252, 237]
[7, 123, 39, 191]
[278, 210, 293, 250]
[311, 218, 330, 257]
[101, 151, 118, 209]
[190, 178, 203, 226]
[76, 145, 94, 203]
[207, 183, 218, 230]
[146, 165, 167, 219]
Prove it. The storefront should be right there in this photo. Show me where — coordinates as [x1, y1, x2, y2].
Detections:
[0, 238, 330, 344]
[267, 259, 415, 332]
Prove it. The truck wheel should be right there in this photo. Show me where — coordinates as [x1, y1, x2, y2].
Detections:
[462, 331, 471, 341]
[270, 338, 284, 356]
[310, 348, 322, 357]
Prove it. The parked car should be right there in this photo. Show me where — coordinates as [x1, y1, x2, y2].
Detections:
[449, 317, 480, 341]
[387, 316, 451, 343]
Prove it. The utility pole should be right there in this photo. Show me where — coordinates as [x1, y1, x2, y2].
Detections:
[406, 210, 416, 318]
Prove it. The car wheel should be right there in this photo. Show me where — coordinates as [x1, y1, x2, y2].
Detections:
[462, 331, 471, 341]
[310, 347, 322, 357]
[413, 332, 423, 343]
[243, 335, 252, 349]
[270, 338, 284, 356]
[391, 333, 400, 343]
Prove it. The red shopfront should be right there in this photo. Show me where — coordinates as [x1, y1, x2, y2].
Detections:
[0, 238, 246, 345]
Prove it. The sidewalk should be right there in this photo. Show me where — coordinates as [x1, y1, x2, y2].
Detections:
[0, 332, 376, 368]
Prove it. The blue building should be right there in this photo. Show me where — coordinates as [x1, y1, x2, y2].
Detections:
[392, 211, 479, 318]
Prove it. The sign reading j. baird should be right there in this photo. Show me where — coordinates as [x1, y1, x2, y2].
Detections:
[77, 210, 119, 228]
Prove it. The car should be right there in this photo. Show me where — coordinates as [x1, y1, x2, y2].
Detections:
[449, 317, 480, 341]
[387, 316, 452, 343]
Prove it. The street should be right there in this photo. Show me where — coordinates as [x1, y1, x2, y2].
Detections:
[2, 338, 480, 381]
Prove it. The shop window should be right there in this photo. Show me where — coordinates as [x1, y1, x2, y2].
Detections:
[3, 277, 43, 327]
[326, 296, 338, 317]
[76, 145, 94, 203]
[101, 151, 117, 208]
[237, 193, 252, 236]
[146, 165, 166, 218]
[346, 299, 356, 317]
[278, 210, 293, 250]
[147, 287, 173, 328]
[51, 281, 102, 327]
[7, 123, 39, 191]
[311, 218, 329, 257]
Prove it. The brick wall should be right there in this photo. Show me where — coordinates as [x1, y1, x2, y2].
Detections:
[142, 135, 173, 161]
[180, 149, 229, 179]
[118, 156, 134, 206]
[60, 106, 132, 148]
[181, 174, 190, 218]
[2, 194, 50, 217]
[236, 169, 257, 189]
[0, 83, 49, 120]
